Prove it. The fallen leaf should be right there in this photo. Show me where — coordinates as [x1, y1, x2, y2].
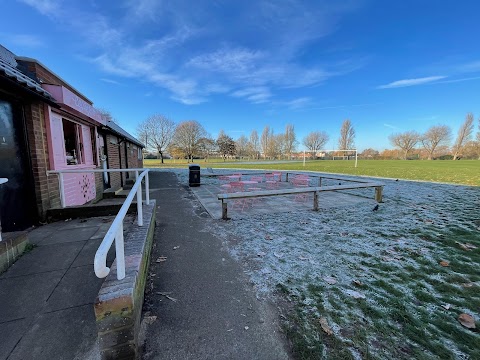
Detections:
[323, 276, 337, 285]
[173, 246, 180, 250]
[273, 252, 283, 258]
[458, 313, 476, 329]
[244, 326, 249, 330]
[441, 304, 451, 310]
[346, 290, 366, 299]
[461, 282, 475, 288]
[156, 256, 167, 263]
[439, 261, 449, 267]
[352, 280, 363, 287]
[144, 315, 157, 324]
[156, 292, 178, 302]
[455, 241, 470, 251]
[319, 317, 333, 335]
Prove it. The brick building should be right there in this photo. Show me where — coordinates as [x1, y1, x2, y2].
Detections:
[0, 45, 143, 231]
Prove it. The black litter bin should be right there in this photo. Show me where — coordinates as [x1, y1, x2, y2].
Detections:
[189, 164, 200, 187]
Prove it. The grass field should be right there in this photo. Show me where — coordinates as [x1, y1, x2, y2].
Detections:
[181, 170, 480, 359]
[144, 159, 480, 186]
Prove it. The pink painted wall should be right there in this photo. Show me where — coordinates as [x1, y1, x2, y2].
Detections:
[42, 84, 105, 125]
[45, 109, 97, 206]
[63, 172, 96, 206]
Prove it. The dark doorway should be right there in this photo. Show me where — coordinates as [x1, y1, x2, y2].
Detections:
[0, 98, 37, 231]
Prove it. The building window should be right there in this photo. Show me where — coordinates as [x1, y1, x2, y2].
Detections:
[138, 148, 142, 160]
[63, 119, 84, 165]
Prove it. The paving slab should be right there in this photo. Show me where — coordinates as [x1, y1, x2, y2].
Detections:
[26, 226, 56, 245]
[8, 304, 99, 360]
[0, 270, 64, 322]
[44, 265, 105, 312]
[71, 238, 115, 267]
[1, 242, 86, 278]
[40, 226, 99, 245]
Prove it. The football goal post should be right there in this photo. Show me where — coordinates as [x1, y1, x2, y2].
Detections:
[303, 149, 358, 168]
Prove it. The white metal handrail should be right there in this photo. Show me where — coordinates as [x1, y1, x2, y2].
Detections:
[46, 168, 146, 209]
[94, 169, 150, 280]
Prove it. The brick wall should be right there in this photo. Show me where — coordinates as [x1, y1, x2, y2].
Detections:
[95, 201, 156, 359]
[22, 101, 61, 220]
[119, 141, 127, 184]
[106, 134, 121, 190]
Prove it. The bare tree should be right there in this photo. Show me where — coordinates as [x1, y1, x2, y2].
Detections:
[97, 108, 118, 124]
[452, 113, 474, 160]
[269, 134, 284, 160]
[360, 148, 380, 159]
[338, 119, 355, 150]
[421, 125, 452, 160]
[236, 135, 249, 159]
[171, 120, 207, 162]
[284, 124, 297, 159]
[302, 131, 329, 158]
[136, 114, 175, 163]
[388, 131, 420, 159]
[260, 126, 274, 159]
[248, 130, 260, 159]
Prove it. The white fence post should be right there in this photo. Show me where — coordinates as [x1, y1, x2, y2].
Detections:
[145, 171, 150, 205]
[115, 223, 125, 280]
[136, 171, 143, 226]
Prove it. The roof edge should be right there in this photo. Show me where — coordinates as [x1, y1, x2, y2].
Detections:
[15, 56, 94, 104]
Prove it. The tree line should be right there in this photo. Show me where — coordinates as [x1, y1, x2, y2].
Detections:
[136, 113, 480, 162]
[385, 113, 480, 160]
[137, 116, 356, 162]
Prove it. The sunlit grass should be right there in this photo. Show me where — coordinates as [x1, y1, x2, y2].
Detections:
[144, 159, 480, 186]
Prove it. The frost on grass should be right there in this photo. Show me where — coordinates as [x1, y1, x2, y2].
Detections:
[177, 169, 480, 358]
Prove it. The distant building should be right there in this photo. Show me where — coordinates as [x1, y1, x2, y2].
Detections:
[0, 45, 143, 231]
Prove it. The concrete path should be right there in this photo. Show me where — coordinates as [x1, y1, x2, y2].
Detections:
[141, 172, 290, 360]
[0, 215, 134, 360]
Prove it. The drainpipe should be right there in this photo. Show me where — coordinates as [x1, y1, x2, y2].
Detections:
[100, 155, 108, 184]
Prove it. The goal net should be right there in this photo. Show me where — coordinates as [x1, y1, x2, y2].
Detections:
[302, 149, 358, 167]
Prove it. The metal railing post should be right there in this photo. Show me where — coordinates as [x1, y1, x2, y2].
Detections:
[137, 172, 143, 226]
[115, 224, 125, 280]
[145, 171, 150, 205]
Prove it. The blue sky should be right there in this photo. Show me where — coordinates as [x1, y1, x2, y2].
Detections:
[1, 0, 480, 151]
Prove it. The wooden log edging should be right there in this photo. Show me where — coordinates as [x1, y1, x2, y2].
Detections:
[218, 182, 384, 220]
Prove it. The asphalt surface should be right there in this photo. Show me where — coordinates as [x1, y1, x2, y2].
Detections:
[141, 172, 290, 360]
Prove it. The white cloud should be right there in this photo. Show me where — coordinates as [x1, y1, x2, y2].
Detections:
[383, 123, 400, 130]
[18, 0, 60, 16]
[283, 97, 312, 110]
[19, 0, 364, 105]
[437, 76, 480, 84]
[378, 76, 446, 89]
[457, 61, 480, 73]
[100, 78, 121, 85]
[0, 33, 45, 48]
[231, 87, 272, 104]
